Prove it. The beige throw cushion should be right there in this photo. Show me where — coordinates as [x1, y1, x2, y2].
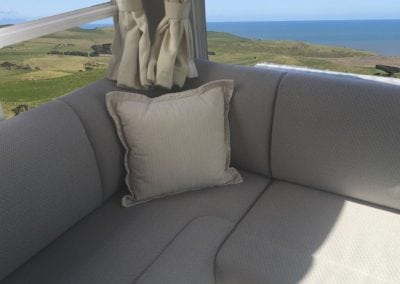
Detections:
[106, 80, 243, 207]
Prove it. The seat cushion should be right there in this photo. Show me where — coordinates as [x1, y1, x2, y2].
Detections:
[106, 80, 242, 205]
[0, 101, 102, 280]
[216, 181, 400, 284]
[3, 171, 269, 284]
[186, 59, 286, 177]
[58, 78, 188, 201]
[272, 72, 400, 210]
[58, 60, 286, 201]
[136, 216, 233, 284]
[58, 79, 126, 201]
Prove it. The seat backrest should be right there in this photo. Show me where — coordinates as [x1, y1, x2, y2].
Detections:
[6, 59, 400, 279]
[0, 101, 103, 279]
[59, 61, 287, 197]
[187, 60, 286, 177]
[272, 72, 400, 210]
[57, 79, 126, 200]
[57, 78, 185, 200]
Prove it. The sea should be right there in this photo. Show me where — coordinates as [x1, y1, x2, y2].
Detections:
[4, 19, 399, 56]
[207, 20, 400, 56]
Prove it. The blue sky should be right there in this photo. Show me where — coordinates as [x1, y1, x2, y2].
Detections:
[206, 0, 400, 22]
[0, 0, 399, 22]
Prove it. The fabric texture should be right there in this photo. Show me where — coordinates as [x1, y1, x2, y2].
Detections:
[0, 101, 102, 280]
[59, 59, 286, 195]
[186, 59, 287, 176]
[106, 80, 242, 206]
[107, 0, 151, 89]
[147, 0, 198, 89]
[272, 72, 400, 210]
[136, 216, 234, 284]
[58, 79, 189, 200]
[216, 181, 400, 284]
[58, 79, 129, 200]
[4, 171, 269, 284]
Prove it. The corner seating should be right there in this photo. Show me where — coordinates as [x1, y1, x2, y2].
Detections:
[1, 59, 400, 283]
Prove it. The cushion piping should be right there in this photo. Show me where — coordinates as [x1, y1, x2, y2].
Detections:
[213, 179, 274, 282]
[133, 215, 235, 283]
[268, 72, 288, 178]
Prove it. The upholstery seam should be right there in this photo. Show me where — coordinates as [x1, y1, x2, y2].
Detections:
[268, 72, 289, 178]
[212, 179, 275, 283]
[132, 215, 235, 284]
[56, 99, 106, 201]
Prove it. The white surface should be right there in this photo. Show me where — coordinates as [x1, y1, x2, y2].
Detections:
[0, 3, 117, 48]
[257, 63, 400, 86]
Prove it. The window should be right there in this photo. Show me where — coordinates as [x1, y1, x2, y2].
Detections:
[0, 1, 116, 119]
[0, 1, 110, 24]
[205, 0, 400, 80]
[0, 21, 114, 118]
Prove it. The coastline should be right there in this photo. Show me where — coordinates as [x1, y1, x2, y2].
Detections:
[207, 19, 400, 56]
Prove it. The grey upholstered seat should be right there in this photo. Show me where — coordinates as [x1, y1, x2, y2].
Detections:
[3, 171, 269, 284]
[216, 182, 400, 284]
[216, 68, 400, 284]
[0, 101, 104, 280]
[272, 71, 400, 210]
[2, 59, 400, 283]
[1, 60, 282, 282]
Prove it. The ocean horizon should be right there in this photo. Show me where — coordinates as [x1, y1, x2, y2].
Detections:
[2, 19, 400, 56]
[207, 19, 400, 56]
[84, 19, 400, 56]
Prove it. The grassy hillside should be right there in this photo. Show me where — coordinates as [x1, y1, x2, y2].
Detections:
[1, 28, 399, 118]
[207, 31, 388, 75]
[0, 27, 114, 118]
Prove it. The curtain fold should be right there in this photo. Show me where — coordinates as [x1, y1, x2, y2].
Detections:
[107, 0, 151, 89]
[147, 0, 198, 89]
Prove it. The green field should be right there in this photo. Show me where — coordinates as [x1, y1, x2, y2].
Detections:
[207, 31, 400, 75]
[0, 27, 114, 118]
[1, 27, 399, 118]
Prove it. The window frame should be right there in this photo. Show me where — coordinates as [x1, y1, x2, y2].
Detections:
[0, 2, 117, 48]
[202, 1, 400, 86]
[0, 0, 208, 120]
[0, 1, 117, 120]
[191, 0, 208, 60]
[0, 0, 208, 56]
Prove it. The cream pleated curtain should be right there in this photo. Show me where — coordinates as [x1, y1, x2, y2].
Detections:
[107, 0, 151, 89]
[147, 0, 198, 89]
[108, 0, 198, 90]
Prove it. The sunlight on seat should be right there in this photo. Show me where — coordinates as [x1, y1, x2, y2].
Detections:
[303, 200, 400, 283]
